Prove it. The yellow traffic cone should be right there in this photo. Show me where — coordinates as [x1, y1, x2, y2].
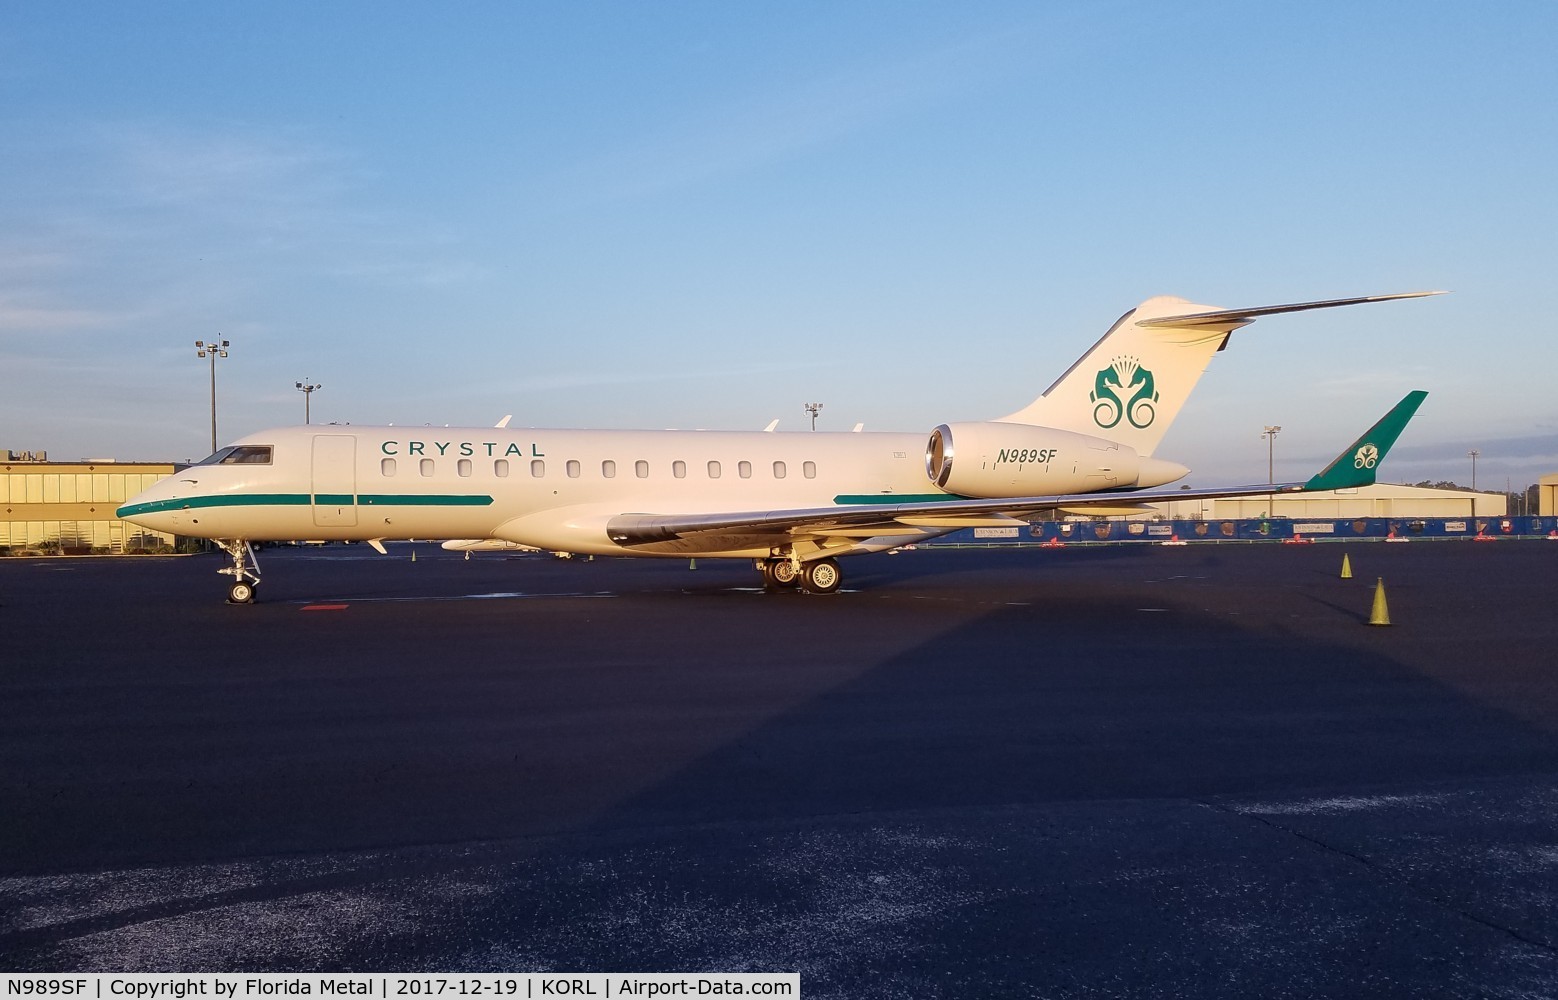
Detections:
[411, 548, 416, 563]
[689, 557, 698, 570]
[1368, 577, 1391, 626]
[1340, 553, 1353, 579]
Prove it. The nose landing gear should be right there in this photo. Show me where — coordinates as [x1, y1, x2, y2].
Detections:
[217, 539, 262, 604]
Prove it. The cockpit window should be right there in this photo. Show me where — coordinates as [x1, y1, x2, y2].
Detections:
[195, 447, 235, 466]
[221, 445, 273, 465]
[196, 445, 273, 466]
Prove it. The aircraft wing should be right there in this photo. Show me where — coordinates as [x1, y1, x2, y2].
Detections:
[607, 481, 1305, 549]
[606, 390, 1427, 551]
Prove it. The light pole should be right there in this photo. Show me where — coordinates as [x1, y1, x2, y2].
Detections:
[804, 402, 823, 431]
[296, 380, 321, 424]
[195, 338, 230, 454]
[1262, 425, 1282, 484]
[1469, 449, 1480, 490]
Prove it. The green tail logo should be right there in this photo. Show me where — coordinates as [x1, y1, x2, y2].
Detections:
[1091, 356, 1159, 430]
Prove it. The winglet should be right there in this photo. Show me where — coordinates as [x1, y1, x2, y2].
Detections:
[1303, 390, 1427, 491]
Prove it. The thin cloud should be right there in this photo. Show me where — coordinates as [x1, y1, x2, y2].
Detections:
[543, 23, 1039, 209]
[108, 122, 345, 212]
[0, 297, 123, 332]
[494, 361, 817, 395]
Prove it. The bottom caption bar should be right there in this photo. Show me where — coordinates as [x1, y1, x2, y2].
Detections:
[0, 975, 800, 999]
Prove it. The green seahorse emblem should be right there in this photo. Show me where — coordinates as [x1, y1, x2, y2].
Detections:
[1091, 356, 1159, 430]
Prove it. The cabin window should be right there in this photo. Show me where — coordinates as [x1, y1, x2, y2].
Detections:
[457, 458, 472, 478]
[495, 459, 509, 478]
[381, 458, 397, 477]
[672, 460, 686, 479]
[602, 460, 616, 478]
[773, 461, 787, 479]
[707, 460, 721, 479]
[738, 460, 752, 479]
[803, 461, 817, 479]
[567, 459, 581, 478]
[635, 460, 649, 479]
[531, 459, 545, 477]
[419, 458, 434, 477]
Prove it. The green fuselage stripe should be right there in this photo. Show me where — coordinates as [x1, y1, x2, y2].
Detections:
[116, 493, 494, 518]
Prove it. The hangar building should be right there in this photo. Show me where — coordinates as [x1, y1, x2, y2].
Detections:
[1, 452, 178, 553]
[1153, 483, 1507, 521]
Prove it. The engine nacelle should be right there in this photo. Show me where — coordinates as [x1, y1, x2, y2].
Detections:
[926, 422, 1174, 498]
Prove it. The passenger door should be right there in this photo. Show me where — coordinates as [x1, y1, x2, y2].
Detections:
[311, 434, 358, 527]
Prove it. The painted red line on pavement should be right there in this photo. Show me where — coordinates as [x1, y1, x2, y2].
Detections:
[300, 603, 350, 611]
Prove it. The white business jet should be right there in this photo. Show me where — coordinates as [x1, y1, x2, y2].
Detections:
[119, 292, 1437, 603]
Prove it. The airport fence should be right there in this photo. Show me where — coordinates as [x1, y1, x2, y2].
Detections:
[921, 515, 1558, 547]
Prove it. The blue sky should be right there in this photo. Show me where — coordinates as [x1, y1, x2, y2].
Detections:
[3, 2, 1555, 488]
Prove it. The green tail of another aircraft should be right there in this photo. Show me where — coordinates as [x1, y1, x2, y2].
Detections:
[1303, 390, 1428, 492]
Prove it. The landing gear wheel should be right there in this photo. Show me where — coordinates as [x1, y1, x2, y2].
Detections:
[216, 539, 262, 604]
[802, 558, 842, 595]
[763, 558, 800, 589]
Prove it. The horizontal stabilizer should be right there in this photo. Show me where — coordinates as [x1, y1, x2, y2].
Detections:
[1139, 291, 1446, 330]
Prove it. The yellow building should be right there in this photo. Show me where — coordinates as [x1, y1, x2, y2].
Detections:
[1542, 473, 1558, 517]
[1153, 483, 1508, 520]
[1, 457, 178, 553]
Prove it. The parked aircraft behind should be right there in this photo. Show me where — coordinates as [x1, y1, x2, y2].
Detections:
[119, 292, 1438, 602]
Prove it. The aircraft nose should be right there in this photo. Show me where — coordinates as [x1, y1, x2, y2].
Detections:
[117, 480, 181, 527]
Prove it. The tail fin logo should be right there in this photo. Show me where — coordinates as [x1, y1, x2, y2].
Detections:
[1091, 356, 1160, 430]
[1354, 444, 1380, 469]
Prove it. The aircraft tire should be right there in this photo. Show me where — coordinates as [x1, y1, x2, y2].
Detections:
[228, 580, 256, 604]
[762, 559, 799, 589]
[802, 558, 842, 595]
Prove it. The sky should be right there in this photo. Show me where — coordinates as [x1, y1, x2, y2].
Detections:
[2, 1, 1555, 489]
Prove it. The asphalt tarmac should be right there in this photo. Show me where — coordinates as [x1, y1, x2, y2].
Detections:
[3, 540, 1558, 996]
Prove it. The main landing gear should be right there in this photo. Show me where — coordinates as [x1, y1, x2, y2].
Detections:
[758, 555, 842, 595]
[217, 539, 262, 604]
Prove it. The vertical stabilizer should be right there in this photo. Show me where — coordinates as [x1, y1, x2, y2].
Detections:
[995, 296, 1236, 456]
[995, 291, 1444, 456]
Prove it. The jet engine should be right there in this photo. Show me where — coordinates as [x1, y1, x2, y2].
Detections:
[925, 422, 1188, 498]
